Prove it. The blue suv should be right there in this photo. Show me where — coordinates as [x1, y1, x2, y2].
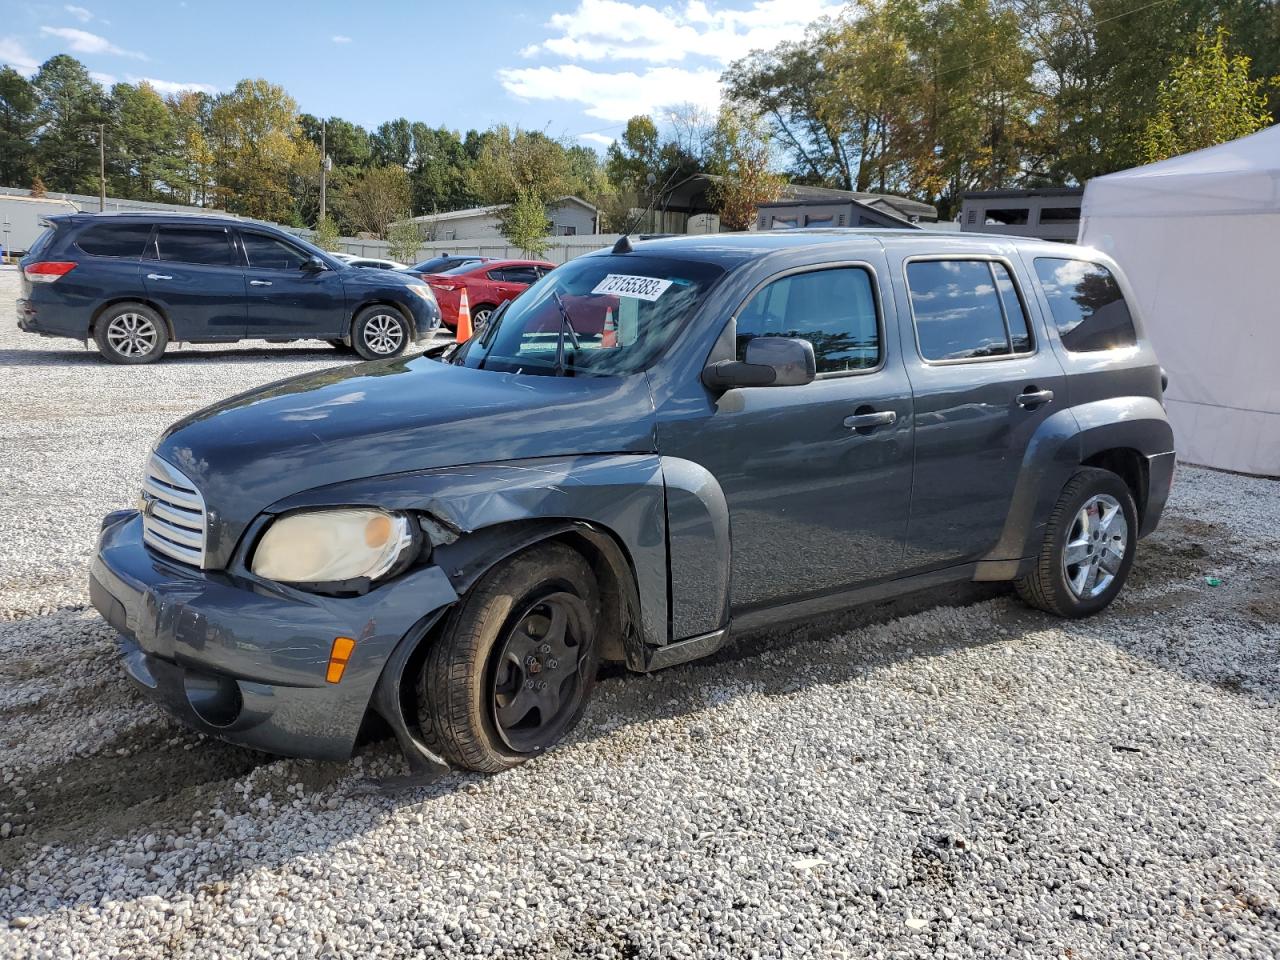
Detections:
[17, 213, 441, 363]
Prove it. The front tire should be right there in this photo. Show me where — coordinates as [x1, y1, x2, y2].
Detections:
[417, 543, 601, 772]
[351, 305, 411, 360]
[1016, 467, 1138, 618]
[94, 302, 168, 364]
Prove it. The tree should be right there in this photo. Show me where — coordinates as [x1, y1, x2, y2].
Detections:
[471, 125, 578, 206]
[408, 123, 480, 212]
[370, 118, 412, 167]
[208, 79, 305, 221]
[31, 54, 106, 193]
[313, 213, 340, 251]
[30, 174, 47, 197]
[332, 164, 410, 238]
[706, 105, 786, 230]
[0, 67, 38, 187]
[1140, 28, 1274, 163]
[387, 218, 421, 262]
[499, 190, 550, 257]
[107, 81, 172, 199]
[166, 90, 215, 204]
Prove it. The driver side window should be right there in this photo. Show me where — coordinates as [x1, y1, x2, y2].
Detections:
[736, 266, 881, 375]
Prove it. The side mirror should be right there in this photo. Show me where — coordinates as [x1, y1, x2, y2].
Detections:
[701, 337, 817, 392]
[302, 255, 327, 272]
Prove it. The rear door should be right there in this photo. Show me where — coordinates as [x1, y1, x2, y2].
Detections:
[893, 250, 1067, 570]
[144, 224, 246, 340]
[488, 266, 537, 305]
[239, 229, 346, 339]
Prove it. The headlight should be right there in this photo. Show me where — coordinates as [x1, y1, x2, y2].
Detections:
[406, 284, 435, 302]
[251, 509, 417, 586]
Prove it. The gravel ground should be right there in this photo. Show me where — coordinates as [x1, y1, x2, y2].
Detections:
[1, 264, 1278, 959]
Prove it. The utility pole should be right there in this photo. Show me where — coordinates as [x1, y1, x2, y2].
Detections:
[98, 123, 106, 212]
[319, 119, 327, 224]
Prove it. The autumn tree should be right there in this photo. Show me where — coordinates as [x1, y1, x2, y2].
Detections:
[313, 213, 340, 251]
[208, 79, 305, 221]
[499, 190, 551, 257]
[472, 125, 579, 206]
[1140, 28, 1275, 163]
[705, 105, 786, 230]
[333, 165, 411, 238]
[386, 218, 422, 262]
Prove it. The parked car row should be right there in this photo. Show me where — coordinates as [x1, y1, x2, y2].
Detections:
[17, 213, 442, 363]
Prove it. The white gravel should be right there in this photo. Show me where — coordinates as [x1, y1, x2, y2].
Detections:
[1, 264, 1278, 958]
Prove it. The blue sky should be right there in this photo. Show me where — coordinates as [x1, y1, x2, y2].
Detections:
[0, 0, 841, 148]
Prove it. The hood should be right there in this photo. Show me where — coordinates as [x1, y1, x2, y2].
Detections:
[155, 355, 657, 567]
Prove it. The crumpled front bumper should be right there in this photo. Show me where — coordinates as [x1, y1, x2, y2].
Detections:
[90, 510, 457, 760]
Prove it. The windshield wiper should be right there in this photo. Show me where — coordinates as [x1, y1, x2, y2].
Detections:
[473, 299, 510, 369]
[551, 289, 581, 377]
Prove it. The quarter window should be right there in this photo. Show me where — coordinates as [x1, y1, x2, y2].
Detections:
[1034, 258, 1137, 352]
[736, 267, 880, 375]
[907, 259, 1033, 361]
[153, 226, 235, 266]
[75, 222, 153, 258]
[242, 232, 308, 270]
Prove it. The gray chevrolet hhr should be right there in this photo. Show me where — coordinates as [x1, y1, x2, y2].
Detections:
[90, 230, 1175, 776]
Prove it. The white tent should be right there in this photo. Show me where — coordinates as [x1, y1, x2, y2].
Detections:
[1079, 125, 1280, 477]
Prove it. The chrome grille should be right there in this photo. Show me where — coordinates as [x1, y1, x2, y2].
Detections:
[141, 454, 207, 567]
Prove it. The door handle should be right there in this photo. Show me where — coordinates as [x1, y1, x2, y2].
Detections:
[843, 410, 897, 430]
[249, 280, 272, 286]
[145, 273, 172, 281]
[1016, 388, 1055, 409]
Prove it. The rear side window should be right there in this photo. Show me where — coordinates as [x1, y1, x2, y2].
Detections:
[242, 231, 307, 270]
[1034, 258, 1137, 352]
[154, 226, 235, 266]
[75, 222, 153, 258]
[736, 266, 880, 375]
[907, 259, 1033, 361]
[499, 266, 539, 284]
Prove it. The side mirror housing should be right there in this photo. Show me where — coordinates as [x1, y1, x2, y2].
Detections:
[302, 255, 327, 272]
[701, 337, 817, 392]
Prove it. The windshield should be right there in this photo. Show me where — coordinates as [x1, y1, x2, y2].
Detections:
[462, 253, 725, 377]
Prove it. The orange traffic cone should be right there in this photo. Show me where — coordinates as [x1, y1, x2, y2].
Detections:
[601, 307, 617, 348]
[455, 287, 472, 342]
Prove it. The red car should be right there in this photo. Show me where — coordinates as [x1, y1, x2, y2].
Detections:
[424, 259, 555, 328]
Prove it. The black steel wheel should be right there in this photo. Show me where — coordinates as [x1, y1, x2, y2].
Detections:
[417, 543, 600, 772]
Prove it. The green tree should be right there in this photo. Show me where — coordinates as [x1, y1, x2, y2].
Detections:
[409, 123, 480, 212]
[499, 190, 550, 257]
[107, 81, 173, 199]
[332, 164, 410, 238]
[31, 54, 106, 193]
[471, 125, 585, 206]
[298, 114, 372, 169]
[706, 105, 786, 230]
[0, 67, 38, 186]
[370, 118, 412, 167]
[386, 218, 421, 262]
[1140, 28, 1274, 163]
[313, 213, 340, 251]
[208, 79, 306, 221]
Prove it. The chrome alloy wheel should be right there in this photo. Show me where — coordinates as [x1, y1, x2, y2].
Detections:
[106, 312, 159, 357]
[1062, 493, 1128, 599]
[362, 313, 404, 355]
[490, 592, 592, 753]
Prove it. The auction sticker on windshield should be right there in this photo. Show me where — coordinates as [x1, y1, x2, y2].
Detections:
[590, 274, 674, 301]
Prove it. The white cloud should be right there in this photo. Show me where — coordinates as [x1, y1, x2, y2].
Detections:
[65, 5, 94, 22]
[39, 25, 147, 59]
[524, 0, 840, 65]
[332, 34, 352, 43]
[500, 63, 723, 122]
[90, 70, 116, 85]
[127, 75, 218, 96]
[578, 131, 616, 146]
[0, 37, 40, 76]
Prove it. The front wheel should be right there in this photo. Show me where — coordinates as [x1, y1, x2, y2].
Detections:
[417, 543, 601, 772]
[351, 305, 411, 360]
[94, 303, 169, 364]
[1016, 467, 1138, 618]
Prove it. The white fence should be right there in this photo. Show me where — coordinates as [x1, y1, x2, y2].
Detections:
[296, 232, 625, 265]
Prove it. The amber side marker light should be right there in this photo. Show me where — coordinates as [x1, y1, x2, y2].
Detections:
[326, 637, 356, 684]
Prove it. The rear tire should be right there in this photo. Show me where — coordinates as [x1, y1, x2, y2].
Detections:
[471, 303, 497, 327]
[1016, 467, 1138, 618]
[351, 305, 411, 360]
[417, 543, 601, 773]
[93, 302, 168, 364]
